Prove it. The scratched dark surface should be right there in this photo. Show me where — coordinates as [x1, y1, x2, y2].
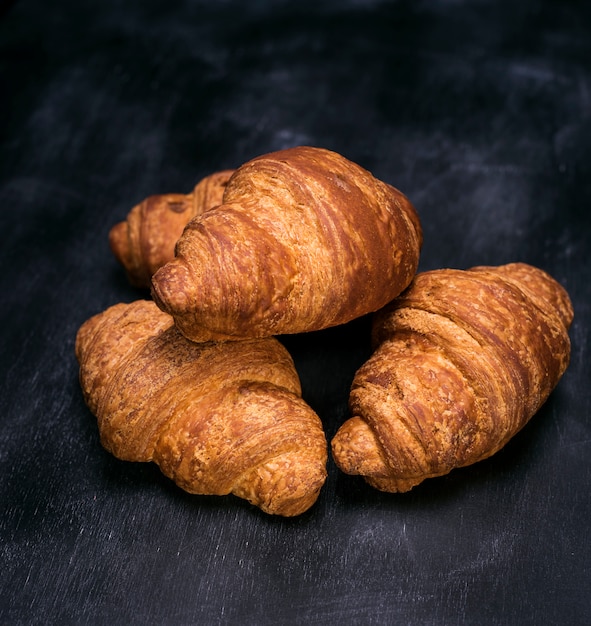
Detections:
[1, 1, 590, 624]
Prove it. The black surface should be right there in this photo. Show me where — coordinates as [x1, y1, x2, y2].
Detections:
[1, 1, 590, 624]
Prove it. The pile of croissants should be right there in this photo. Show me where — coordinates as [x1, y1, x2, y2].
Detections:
[75, 146, 573, 516]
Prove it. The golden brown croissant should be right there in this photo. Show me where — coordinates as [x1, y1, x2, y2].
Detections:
[151, 146, 423, 342]
[75, 299, 327, 516]
[331, 262, 573, 493]
[109, 169, 235, 287]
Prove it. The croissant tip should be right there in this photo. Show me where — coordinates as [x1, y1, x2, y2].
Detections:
[260, 482, 325, 517]
[151, 261, 192, 314]
[331, 416, 389, 477]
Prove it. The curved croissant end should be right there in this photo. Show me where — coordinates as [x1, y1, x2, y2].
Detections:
[109, 169, 235, 288]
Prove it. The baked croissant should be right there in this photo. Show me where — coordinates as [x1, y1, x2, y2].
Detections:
[109, 169, 235, 287]
[151, 146, 423, 342]
[75, 299, 327, 516]
[331, 262, 573, 493]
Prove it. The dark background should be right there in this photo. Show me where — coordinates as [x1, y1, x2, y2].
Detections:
[1, 1, 590, 624]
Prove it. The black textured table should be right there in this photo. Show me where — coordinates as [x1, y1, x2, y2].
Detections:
[1, 1, 590, 624]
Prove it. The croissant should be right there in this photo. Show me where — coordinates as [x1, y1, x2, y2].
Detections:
[331, 262, 573, 493]
[109, 169, 235, 287]
[151, 146, 423, 342]
[75, 299, 327, 516]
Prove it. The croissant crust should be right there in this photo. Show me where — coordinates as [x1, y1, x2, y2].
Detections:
[75, 300, 327, 516]
[151, 146, 423, 342]
[331, 262, 573, 492]
[109, 170, 234, 287]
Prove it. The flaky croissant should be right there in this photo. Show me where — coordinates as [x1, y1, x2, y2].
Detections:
[75, 300, 327, 516]
[151, 146, 423, 342]
[109, 169, 235, 287]
[331, 262, 573, 493]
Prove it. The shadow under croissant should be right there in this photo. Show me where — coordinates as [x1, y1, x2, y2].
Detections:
[333, 392, 560, 510]
[82, 378, 560, 521]
[278, 314, 374, 438]
[96, 448, 325, 523]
